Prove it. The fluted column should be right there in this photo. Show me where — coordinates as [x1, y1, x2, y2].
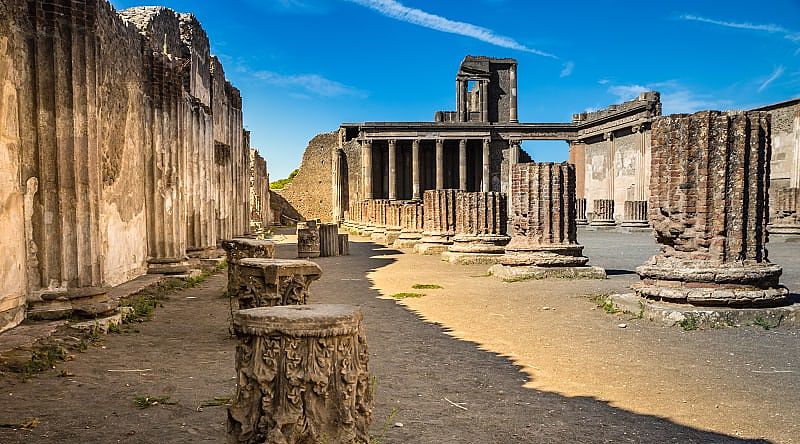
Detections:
[412, 139, 421, 200]
[635, 110, 787, 307]
[435, 139, 444, 190]
[482, 138, 491, 192]
[388, 139, 397, 200]
[480, 80, 489, 122]
[456, 80, 464, 123]
[362, 139, 373, 199]
[459, 139, 467, 191]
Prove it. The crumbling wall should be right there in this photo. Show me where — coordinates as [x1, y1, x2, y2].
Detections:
[250, 148, 270, 229]
[275, 131, 339, 221]
[0, 0, 254, 331]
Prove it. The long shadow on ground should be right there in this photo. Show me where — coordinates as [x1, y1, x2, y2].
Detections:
[300, 240, 769, 443]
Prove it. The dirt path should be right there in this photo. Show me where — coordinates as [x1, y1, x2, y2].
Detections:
[0, 233, 791, 443]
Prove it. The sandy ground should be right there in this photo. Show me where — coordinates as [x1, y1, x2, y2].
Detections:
[368, 230, 799, 443]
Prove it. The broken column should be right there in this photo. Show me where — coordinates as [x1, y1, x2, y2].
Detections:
[369, 200, 389, 243]
[296, 220, 320, 259]
[414, 190, 457, 255]
[319, 223, 340, 257]
[770, 188, 800, 235]
[221, 238, 277, 297]
[621, 200, 649, 228]
[233, 258, 321, 309]
[635, 110, 788, 307]
[384, 202, 403, 246]
[393, 201, 425, 249]
[489, 163, 605, 280]
[442, 191, 510, 264]
[590, 199, 615, 227]
[228, 304, 372, 444]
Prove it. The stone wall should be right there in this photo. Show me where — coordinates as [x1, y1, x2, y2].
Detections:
[753, 99, 800, 221]
[274, 131, 340, 222]
[250, 149, 270, 229]
[0, 0, 253, 331]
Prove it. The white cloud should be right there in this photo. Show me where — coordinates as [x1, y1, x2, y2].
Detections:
[253, 71, 366, 98]
[597, 79, 610, 85]
[607, 84, 648, 101]
[560, 61, 574, 78]
[345, 0, 557, 58]
[758, 66, 785, 92]
[680, 14, 800, 43]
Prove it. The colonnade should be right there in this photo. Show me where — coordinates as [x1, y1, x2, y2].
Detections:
[362, 138, 491, 201]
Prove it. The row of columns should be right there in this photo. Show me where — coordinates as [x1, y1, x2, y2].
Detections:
[363, 138, 491, 201]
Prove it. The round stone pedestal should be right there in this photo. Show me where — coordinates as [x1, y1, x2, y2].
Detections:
[228, 305, 372, 444]
[489, 245, 606, 280]
[635, 258, 789, 307]
[441, 235, 510, 264]
[393, 230, 423, 249]
[147, 257, 191, 275]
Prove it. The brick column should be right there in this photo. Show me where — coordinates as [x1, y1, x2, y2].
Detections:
[635, 110, 788, 307]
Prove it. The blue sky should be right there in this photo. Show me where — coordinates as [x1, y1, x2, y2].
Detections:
[110, 0, 800, 179]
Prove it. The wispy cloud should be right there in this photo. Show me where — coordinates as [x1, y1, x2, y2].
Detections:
[607, 80, 731, 114]
[253, 71, 366, 98]
[758, 66, 785, 92]
[560, 61, 574, 78]
[345, 0, 557, 58]
[680, 14, 800, 43]
[597, 79, 610, 85]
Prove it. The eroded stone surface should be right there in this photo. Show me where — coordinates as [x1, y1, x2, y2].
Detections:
[297, 221, 321, 259]
[228, 304, 372, 444]
[222, 238, 277, 295]
[234, 259, 322, 309]
[636, 110, 788, 307]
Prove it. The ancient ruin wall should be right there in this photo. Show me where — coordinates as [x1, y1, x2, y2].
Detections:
[0, 0, 252, 331]
[275, 132, 338, 221]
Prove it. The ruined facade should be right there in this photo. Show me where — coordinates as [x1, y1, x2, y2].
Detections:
[0, 1, 255, 332]
[249, 148, 271, 231]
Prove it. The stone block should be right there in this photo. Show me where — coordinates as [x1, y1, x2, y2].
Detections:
[234, 258, 322, 310]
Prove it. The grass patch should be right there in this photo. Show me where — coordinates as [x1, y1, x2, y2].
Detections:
[369, 407, 398, 444]
[411, 284, 442, 290]
[269, 169, 299, 190]
[502, 275, 542, 283]
[20, 344, 67, 381]
[753, 315, 782, 330]
[592, 294, 619, 314]
[197, 396, 232, 410]
[134, 395, 175, 409]
[679, 317, 699, 331]
[390, 292, 424, 299]
[0, 417, 40, 430]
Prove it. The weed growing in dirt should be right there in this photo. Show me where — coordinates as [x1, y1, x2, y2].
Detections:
[0, 417, 40, 430]
[133, 395, 175, 409]
[369, 407, 398, 444]
[592, 294, 619, 314]
[753, 315, 782, 330]
[411, 284, 442, 289]
[470, 272, 492, 278]
[21, 344, 66, 381]
[390, 292, 424, 299]
[679, 317, 699, 331]
[636, 301, 645, 319]
[502, 275, 541, 283]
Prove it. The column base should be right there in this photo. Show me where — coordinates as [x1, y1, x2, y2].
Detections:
[392, 230, 423, 249]
[590, 219, 616, 227]
[489, 264, 607, 281]
[576, 218, 588, 226]
[635, 258, 789, 307]
[187, 246, 220, 259]
[768, 223, 800, 235]
[441, 251, 506, 265]
[620, 220, 649, 228]
[370, 227, 387, 244]
[27, 286, 116, 321]
[384, 227, 402, 246]
[147, 257, 192, 275]
[449, 234, 510, 254]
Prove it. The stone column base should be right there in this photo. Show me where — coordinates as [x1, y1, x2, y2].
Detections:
[620, 220, 649, 228]
[768, 223, 800, 235]
[413, 232, 453, 255]
[370, 227, 387, 244]
[489, 264, 607, 281]
[147, 257, 191, 275]
[392, 231, 423, 249]
[635, 260, 789, 307]
[28, 286, 116, 321]
[384, 227, 402, 246]
[442, 251, 507, 265]
[187, 246, 219, 259]
[590, 219, 616, 227]
[576, 218, 588, 226]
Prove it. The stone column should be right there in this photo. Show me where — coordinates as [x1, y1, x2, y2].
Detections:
[635, 110, 788, 307]
[459, 139, 468, 191]
[576, 198, 588, 225]
[480, 80, 489, 123]
[412, 139, 421, 200]
[414, 189, 457, 255]
[228, 305, 372, 444]
[388, 139, 397, 200]
[443, 192, 510, 264]
[771, 188, 800, 234]
[362, 139, 373, 200]
[605, 131, 615, 210]
[622, 200, 649, 228]
[509, 64, 518, 123]
[296, 220, 320, 259]
[331, 148, 344, 222]
[456, 79, 464, 123]
[591, 199, 616, 226]
[435, 139, 444, 190]
[505, 140, 521, 229]
[489, 163, 605, 280]
[233, 258, 321, 309]
[482, 138, 491, 193]
[319, 223, 340, 257]
[394, 201, 425, 249]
